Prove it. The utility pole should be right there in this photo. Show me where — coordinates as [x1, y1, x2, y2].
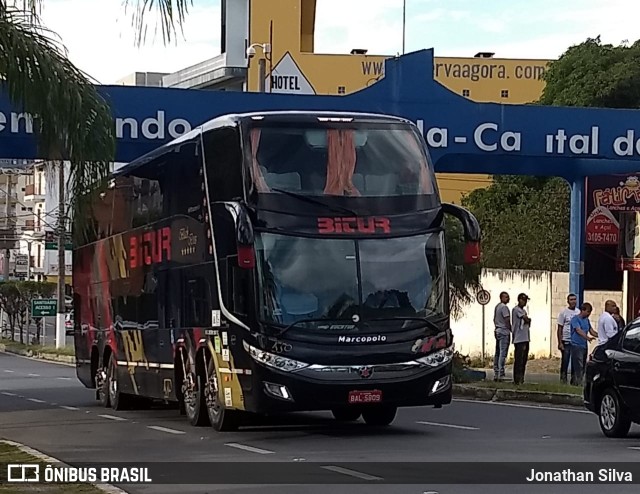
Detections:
[55, 161, 66, 348]
[3, 178, 12, 281]
[258, 58, 266, 92]
[402, 0, 407, 55]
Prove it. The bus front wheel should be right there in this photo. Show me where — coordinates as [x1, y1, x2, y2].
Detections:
[362, 406, 397, 426]
[204, 356, 239, 432]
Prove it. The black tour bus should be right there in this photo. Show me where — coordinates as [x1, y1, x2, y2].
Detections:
[73, 111, 481, 431]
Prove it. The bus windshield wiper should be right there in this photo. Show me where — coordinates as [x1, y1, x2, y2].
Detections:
[270, 188, 357, 216]
[360, 316, 443, 333]
[275, 317, 357, 335]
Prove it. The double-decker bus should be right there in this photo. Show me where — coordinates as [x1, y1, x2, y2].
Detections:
[73, 111, 480, 431]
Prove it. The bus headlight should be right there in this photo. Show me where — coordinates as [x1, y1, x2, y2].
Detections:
[243, 341, 309, 372]
[415, 346, 454, 367]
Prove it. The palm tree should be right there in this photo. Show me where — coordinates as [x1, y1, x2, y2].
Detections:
[0, 1, 115, 191]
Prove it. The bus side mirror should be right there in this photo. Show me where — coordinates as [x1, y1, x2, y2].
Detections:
[441, 203, 481, 265]
[223, 202, 255, 269]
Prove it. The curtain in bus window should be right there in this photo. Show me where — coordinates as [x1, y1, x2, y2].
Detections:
[250, 129, 270, 192]
[324, 130, 361, 196]
[403, 131, 434, 194]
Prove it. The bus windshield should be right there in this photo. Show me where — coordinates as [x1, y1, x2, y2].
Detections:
[248, 122, 436, 197]
[255, 232, 446, 329]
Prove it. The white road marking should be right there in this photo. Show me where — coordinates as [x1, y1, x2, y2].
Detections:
[56, 377, 72, 381]
[27, 374, 40, 377]
[98, 414, 128, 422]
[1, 392, 17, 396]
[629, 447, 640, 451]
[27, 398, 46, 403]
[416, 421, 479, 430]
[225, 442, 274, 454]
[453, 398, 591, 414]
[147, 425, 186, 435]
[3, 369, 14, 373]
[322, 465, 382, 481]
[60, 406, 79, 411]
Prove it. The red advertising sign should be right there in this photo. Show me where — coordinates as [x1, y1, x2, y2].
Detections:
[584, 175, 640, 245]
[585, 206, 619, 245]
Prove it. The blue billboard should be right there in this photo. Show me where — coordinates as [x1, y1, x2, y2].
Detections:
[2, 49, 640, 182]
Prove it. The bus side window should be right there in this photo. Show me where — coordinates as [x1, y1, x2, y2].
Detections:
[202, 128, 244, 202]
[227, 259, 248, 316]
[182, 277, 211, 328]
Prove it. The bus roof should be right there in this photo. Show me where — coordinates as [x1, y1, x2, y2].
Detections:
[113, 111, 412, 178]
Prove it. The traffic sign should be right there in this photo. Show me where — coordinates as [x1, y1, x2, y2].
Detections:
[476, 289, 491, 306]
[31, 299, 58, 317]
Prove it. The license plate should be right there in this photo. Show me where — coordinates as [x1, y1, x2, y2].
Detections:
[348, 390, 382, 404]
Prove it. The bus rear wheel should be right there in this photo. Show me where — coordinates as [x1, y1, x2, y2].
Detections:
[203, 357, 239, 432]
[106, 356, 133, 411]
[180, 351, 209, 427]
[362, 406, 397, 426]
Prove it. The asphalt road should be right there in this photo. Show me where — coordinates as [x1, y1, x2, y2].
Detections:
[1, 352, 640, 494]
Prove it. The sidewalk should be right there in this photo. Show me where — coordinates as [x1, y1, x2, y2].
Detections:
[481, 369, 561, 383]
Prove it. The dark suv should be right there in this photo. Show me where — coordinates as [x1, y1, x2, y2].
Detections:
[584, 321, 640, 437]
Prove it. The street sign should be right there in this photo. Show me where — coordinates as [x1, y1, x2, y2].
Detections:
[31, 299, 57, 317]
[476, 289, 491, 306]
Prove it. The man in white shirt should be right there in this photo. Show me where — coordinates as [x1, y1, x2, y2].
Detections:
[597, 300, 620, 346]
[556, 294, 579, 383]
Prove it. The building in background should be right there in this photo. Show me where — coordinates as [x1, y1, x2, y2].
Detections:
[116, 71, 169, 87]
[0, 161, 33, 281]
[22, 161, 49, 282]
[159, 0, 552, 204]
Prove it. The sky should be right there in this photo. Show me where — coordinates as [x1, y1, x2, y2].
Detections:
[36, 0, 640, 84]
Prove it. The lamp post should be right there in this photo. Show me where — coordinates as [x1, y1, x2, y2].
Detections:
[402, 0, 407, 55]
[247, 43, 272, 92]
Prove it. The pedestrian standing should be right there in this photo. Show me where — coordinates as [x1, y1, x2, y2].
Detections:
[596, 300, 619, 346]
[569, 303, 594, 385]
[556, 293, 579, 383]
[612, 306, 626, 331]
[493, 292, 511, 381]
[511, 293, 531, 385]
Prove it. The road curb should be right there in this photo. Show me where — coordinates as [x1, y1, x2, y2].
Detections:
[0, 343, 75, 365]
[452, 384, 583, 407]
[0, 439, 128, 494]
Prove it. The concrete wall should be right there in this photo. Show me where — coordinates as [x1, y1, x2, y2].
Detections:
[451, 269, 623, 359]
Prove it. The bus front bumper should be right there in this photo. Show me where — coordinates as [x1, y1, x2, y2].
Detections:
[248, 360, 453, 414]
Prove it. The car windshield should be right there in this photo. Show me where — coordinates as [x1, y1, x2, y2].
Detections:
[255, 232, 446, 330]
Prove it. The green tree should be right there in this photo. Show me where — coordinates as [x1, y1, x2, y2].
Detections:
[19, 281, 56, 344]
[539, 36, 640, 108]
[0, 281, 55, 344]
[461, 175, 570, 272]
[0, 1, 115, 202]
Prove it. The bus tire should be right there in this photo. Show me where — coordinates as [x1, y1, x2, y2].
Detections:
[180, 351, 209, 427]
[362, 406, 397, 426]
[332, 408, 361, 422]
[204, 355, 239, 432]
[106, 356, 133, 411]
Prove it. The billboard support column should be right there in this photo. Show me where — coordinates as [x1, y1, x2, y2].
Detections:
[569, 178, 586, 304]
[55, 161, 66, 349]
